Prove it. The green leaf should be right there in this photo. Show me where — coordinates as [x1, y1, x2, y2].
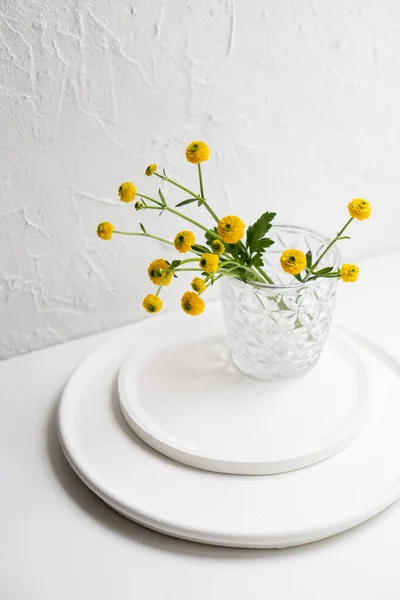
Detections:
[192, 244, 209, 254]
[158, 189, 167, 206]
[257, 238, 275, 250]
[139, 222, 146, 234]
[294, 274, 303, 282]
[338, 236, 351, 241]
[245, 211, 276, 264]
[246, 212, 276, 252]
[175, 198, 198, 208]
[205, 228, 219, 245]
[170, 260, 181, 268]
[251, 253, 264, 268]
[315, 266, 334, 275]
[306, 250, 312, 269]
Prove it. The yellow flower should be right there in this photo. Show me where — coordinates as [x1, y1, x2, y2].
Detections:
[217, 215, 245, 244]
[135, 200, 144, 211]
[97, 222, 114, 240]
[148, 259, 173, 286]
[143, 294, 162, 314]
[348, 198, 372, 220]
[211, 239, 225, 255]
[199, 253, 219, 273]
[191, 277, 207, 294]
[145, 164, 157, 176]
[185, 141, 210, 164]
[174, 230, 196, 253]
[181, 291, 205, 316]
[280, 249, 307, 275]
[339, 264, 359, 282]
[118, 182, 136, 203]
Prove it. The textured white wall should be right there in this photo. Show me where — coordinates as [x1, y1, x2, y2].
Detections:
[0, 0, 398, 359]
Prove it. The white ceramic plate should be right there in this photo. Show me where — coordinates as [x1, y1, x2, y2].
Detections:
[58, 304, 400, 548]
[118, 320, 371, 475]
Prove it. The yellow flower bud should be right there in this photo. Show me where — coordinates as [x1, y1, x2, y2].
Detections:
[339, 264, 359, 282]
[118, 182, 136, 203]
[148, 259, 173, 286]
[217, 216, 245, 244]
[185, 141, 210, 164]
[280, 249, 307, 276]
[348, 198, 371, 220]
[199, 253, 219, 274]
[97, 222, 114, 240]
[191, 277, 207, 294]
[181, 291, 205, 316]
[143, 294, 162, 313]
[145, 164, 157, 176]
[135, 200, 144, 211]
[211, 239, 225, 254]
[174, 230, 196, 253]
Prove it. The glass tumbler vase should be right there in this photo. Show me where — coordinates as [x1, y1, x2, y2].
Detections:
[220, 225, 341, 381]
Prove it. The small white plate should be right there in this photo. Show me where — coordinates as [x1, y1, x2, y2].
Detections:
[118, 320, 371, 475]
[58, 304, 400, 548]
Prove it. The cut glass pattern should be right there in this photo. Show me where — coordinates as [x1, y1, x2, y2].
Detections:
[220, 226, 341, 381]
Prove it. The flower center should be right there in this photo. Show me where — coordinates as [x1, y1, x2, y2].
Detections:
[289, 256, 296, 263]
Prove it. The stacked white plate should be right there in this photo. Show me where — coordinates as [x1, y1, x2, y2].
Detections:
[58, 304, 400, 548]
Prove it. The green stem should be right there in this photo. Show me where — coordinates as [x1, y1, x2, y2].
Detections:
[255, 265, 274, 285]
[197, 164, 219, 223]
[311, 217, 353, 272]
[166, 206, 222, 240]
[198, 163, 205, 199]
[136, 193, 163, 207]
[156, 267, 174, 296]
[206, 274, 223, 288]
[154, 172, 202, 202]
[220, 260, 264, 281]
[114, 231, 174, 246]
[178, 257, 201, 265]
[155, 171, 219, 223]
[114, 230, 205, 258]
[174, 268, 203, 272]
[310, 273, 340, 279]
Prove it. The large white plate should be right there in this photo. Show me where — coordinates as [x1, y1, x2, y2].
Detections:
[118, 318, 370, 475]
[58, 304, 400, 548]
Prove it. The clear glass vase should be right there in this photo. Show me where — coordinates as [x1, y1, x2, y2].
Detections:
[220, 225, 341, 381]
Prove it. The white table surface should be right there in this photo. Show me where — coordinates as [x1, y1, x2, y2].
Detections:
[1, 251, 400, 600]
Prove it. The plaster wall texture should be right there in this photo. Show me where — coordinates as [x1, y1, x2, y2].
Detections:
[0, 0, 398, 359]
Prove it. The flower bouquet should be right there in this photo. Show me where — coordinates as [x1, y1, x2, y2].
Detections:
[97, 141, 371, 380]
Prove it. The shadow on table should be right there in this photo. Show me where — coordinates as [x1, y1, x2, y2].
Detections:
[46, 375, 391, 561]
